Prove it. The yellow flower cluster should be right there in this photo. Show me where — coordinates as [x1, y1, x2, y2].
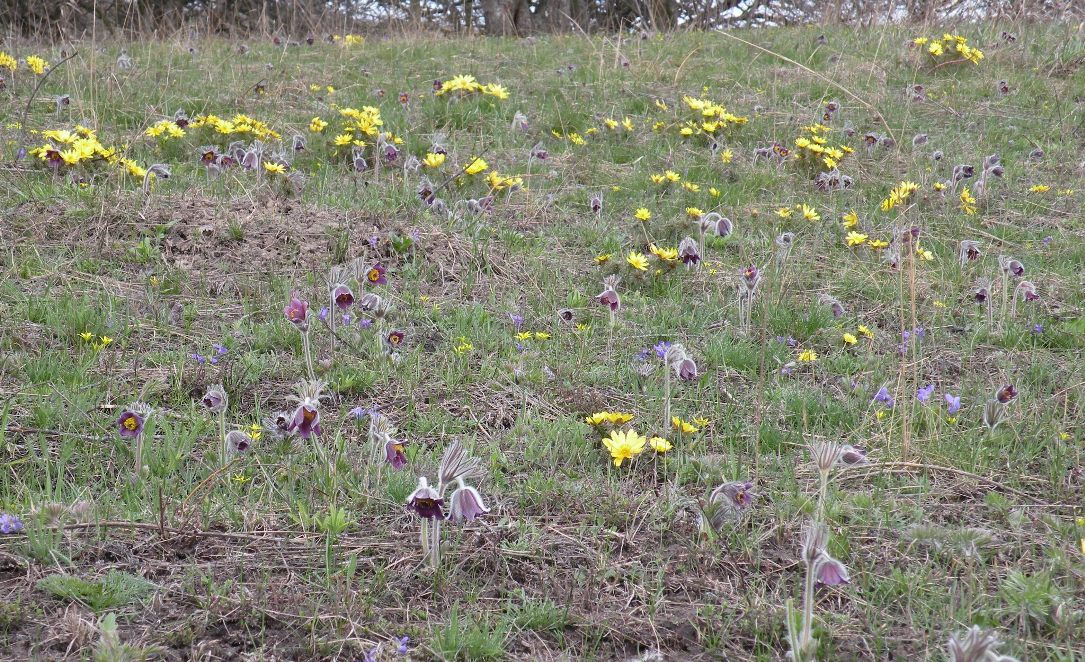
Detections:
[338, 105, 384, 137]
[880, 180, 918, 212]
[585, 411, 634, 426]
[145, 120, 185, 139]
[960, 186, 977, 215]
[25, 55, 48, 74]
[913, 34, 984, 65]
[793, 124, 851, 170]
[681, 95, 749, 134]
[435, 74, 509, 100]
[486, 171, 523, 191]
[29, 125, 146, 177]
[189, 113, 281, 141]
[0, 51, 17, 72]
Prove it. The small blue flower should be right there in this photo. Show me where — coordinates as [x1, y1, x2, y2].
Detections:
[0, 513, 23, 534]
[634, 347, 651, 362]
[945, 393, 961, 414]
[873, 386, 894, 407]
[917, 384, 935, 404]
[191, 352, 206, 364]
[509, 313, 524, 330]
[342, 314, 352, 325]
[395, 635, 409, 655]
[653, 341, 671, 359]
[319, 307, 329, 323]
[368, 235, 379, 248]
[213, 343, 228, 356]
[1032, 323, 1044, 334]
[359, 319, 373, 329]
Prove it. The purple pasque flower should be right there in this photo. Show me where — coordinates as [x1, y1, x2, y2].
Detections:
[406, 477, 444, 519]
[678, 236, 701, 266]
[386, 330, 406, 348]
[712, 480, 756, 511]
[674, 355, 698, 381]
[364, 263, 387, 286]
[447, 478, 490, 523]
[840, 445, 867, 465]
[1, 513, 24, 534]
[331, 283, 355, 310]
[589, 193, 602, 214]
[225, 430, 252, 454]
[117, 409, 145, 439]
[996, 384, 1018, 404]
[284, 292, 309, 330]
[917, 384, 935, 404]
[873, 386, 894, 407]
[383, 142, 399, 163]
[653, 341, 671, 359]
[814, 553, 850, 586]
[945, 393, 961, 414]
[385, 437, 408, 469]
[288, 404, 321, 439]
[202, 384, 227, 414]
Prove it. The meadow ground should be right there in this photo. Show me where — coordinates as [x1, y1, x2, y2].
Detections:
[1, 23, 1084, 661]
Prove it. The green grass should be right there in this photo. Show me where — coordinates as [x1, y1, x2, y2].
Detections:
[0, 23, 1084, 661]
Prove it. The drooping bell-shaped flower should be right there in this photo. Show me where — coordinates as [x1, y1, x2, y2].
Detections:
[596, 274, 621, 312]
[202, 384, 227, 414]
[331, 283, 355, 310]
[448, 478, 490, 523]
[288, 404, 321, 439]
[406, 476, 444, 519]
[678, 237, 701, 267]
[814, 553, 850, 586]
[995, 384, 1017, 404]
[959, 240, 981, 265]
[225, 430, 252, 454]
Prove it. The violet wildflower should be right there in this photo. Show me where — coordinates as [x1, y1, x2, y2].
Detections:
[589, 193, 602, 214]
[596, 279, 621, 315]
[117, 409, 144, 439]
[406, 477, 444, 519]
[699, 480, 756, 535]
[917, 384, 935, 404]
[509, 313, 524, 330]
[819, 294, 846, 318]
[359, 319, 373, 330]
[284, 292, 309, 331]
[331, 283, 355, 310]
[1032, 323, 1044, 334]
[840, 445, 867, 465]
[368, 235, 379, 249]
[386, 330, 406, 348]
[385, 437, 408, 469]
[192, 352, 206, 364]
[395, 636, 409, 655]
[959, 240, 981, 266]
[225, 430, 252, 454]
[996, 384, 1017, 404]
[653, 341, 671, 359]
[814, 554, 850, 586]
[364, 263, 387, 286]
[287, 380, 325, 439]
[318, 307, 329, 323]
[873, 386, 894, 407]
[202, 384, 227, 414]
[0, 513, 23, 534]
[678, 236, 701, 267]
[447, 478, 490, 522]
[945, 393, 961, 414]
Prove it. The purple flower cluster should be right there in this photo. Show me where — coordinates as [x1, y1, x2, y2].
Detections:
[0, 513, 23, 534]
[192, 343, 228, 364]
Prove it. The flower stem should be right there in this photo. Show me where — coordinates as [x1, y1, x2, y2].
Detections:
[219, 410, 227, 468]
[663, 367, 671, 432]
[302, 330, 316, 381]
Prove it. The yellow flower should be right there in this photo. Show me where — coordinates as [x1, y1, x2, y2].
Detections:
[649, 437, 672, 453]
[797, 349, 817, 362]
[843, 333, 858, 345]
[960, 187, 977, 215]
[622, 117, 635, 132]
[249, 424, 263, 441]
[776, 207, 793, 219]
[928, 42, 944, 57]
[422, 152, 446, 168]
[627, 251, 649, 271]
[602, 429, 647, 467]
[868, 239, 890, 249]
[671, 416, 699, 434]
[233, 473, 250, 484]
[333, 133, 353, 146]
[686, 207, 703, 218]
[858, 325, 874, 339]
[515, 332, 532, 341]
[915, 244, 934, 261]
[876, 410, 886, 421]
[650, 244, 678, 262]
[634, 208, 652, 221]
[1029, 184, 1050, 193]
[682, 182, 700, 193]
[913, 37, 929, 46]
[0, 51, 16, 72]
[720, 149, 734, 164]
[533, 332, 551, 340]
[846, 231, 868, 247]
[709, 187, 720, 197]
[842, 211, 858, 228]
[654, 99, 668, 111]
[933, 181, 947, 191]
[99, 336, 113, 346]
[309, 117, 328, 133]
[568, 133, 585, 145]
[464, 157, 488, 175]
[25, 55, 48, 75]
[693, 417, 710, 427]
[800, 204, 820, 221]
[664, 170, 681, 182]
[79, 331, 94, 342]
[594, 253, 612, 265]
[264, 162, 286, 174]
[649, 174, 665, 184]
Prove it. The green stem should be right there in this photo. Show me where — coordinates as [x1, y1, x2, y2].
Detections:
[302, 330, 316, 381]
[219, 411, 227, 469]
